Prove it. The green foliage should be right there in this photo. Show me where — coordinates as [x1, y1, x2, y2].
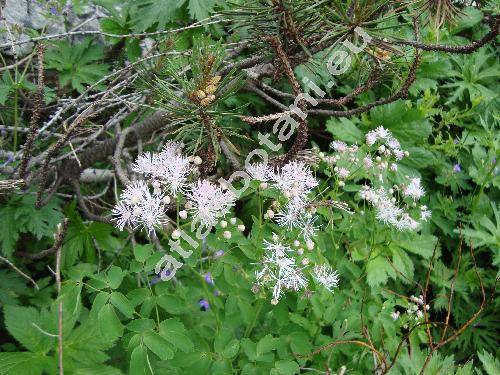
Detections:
[45, 38, 110, 93]
[1, 1, 499, 374]
[0, 194, 63, 257]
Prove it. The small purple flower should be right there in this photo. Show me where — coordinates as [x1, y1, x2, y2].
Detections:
[214, 250, 224, 258]
[49, 6, 58, 15]
[453, 164, 461, 173]
[492, 158, 497, 165]
[198, 299, 210, 311]
[213, 290, 220, 296]
[204, 272, 214, 285]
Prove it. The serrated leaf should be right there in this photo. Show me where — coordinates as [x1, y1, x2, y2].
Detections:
[189, 0, 217, 21]
[274, 360, 299, 375]
[326, 117, 363, 143]
[3, 306, 54, 353]
[366, 256, 392, 287]
[132, 0, 186, 31]
[0, 352, 49, 375]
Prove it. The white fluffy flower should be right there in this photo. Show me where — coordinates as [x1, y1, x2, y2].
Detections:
[132, 142, 192, 195]
[246, 162, 273, 182]
[331, 140, 348, 153]
[256, 237, 307, 302]
[121, 180, 151, 205]
[366, 131, 377, 146]
[272, 161, 318, 202]
[297, 212, 319, 241]
[186, 179, 236, 228]
[313, 264, 339, 292]
[335, 167, 350, 179]
[403, 178, 425, 201]
[134, 194, 166, 233]
[112, 201, 134, 231]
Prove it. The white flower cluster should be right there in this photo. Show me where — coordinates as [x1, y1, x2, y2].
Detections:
[186, 180, 236, 229]
[112, 142, 236, 234]
[325, 126, 430, 231]
[255, 234, 339, 304]
[112, 180, 167, 233]
[391, 294, 430, 323]
[132, 142, 192, 195]
[246, 160, 320, 242]
[360, 183, 430, 231]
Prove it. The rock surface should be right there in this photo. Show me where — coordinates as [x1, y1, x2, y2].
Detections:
[1, 0, 102, 56]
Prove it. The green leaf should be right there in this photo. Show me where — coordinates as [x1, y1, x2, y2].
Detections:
[132, 0, 186, 31]
[129, 345, 147, 375]
[478, 350, 500, 375]
[0, 206, 20, 257]
[98, 304, 123, 342]
[273, 360, 299, 375]
[126, 319, 156, 333]
[256, 334, 277, 356]
[398, 235, 438, 259]
[133, 244, 153, 263]
[3, 306, 54, 353]
[189, 0, 217, 21]
[107, 266, 124, 289]
[0, 352, 48, 375]
[326, 117, 363, 143]
[157, 294, 187, 314]
[110, 292, 135, 318]
[143, 332, 175, 360]
[222, 339, 240, 359]
[288, 332, 311, 355]
[159, 319, 194, 352]
[366, 256, 392, 287]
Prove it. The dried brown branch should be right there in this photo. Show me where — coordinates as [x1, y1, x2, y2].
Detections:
[17, 44, 46, 179]
[392, 14, 499, 54]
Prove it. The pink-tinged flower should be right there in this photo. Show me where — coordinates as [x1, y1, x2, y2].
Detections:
[366, 133, 377, 146]
[297, 212, 319, 241]
[330, 140, 348, 153]
[386, 137, 401, 150]
[335, 167, 350, 179]
[246, 162, 273, 182]
[363, 156, 373, 169]
[375, 126, 391, 139]
[186, 179, 236, 228]
[272, 161, 318, 202]
[134, 194, 167, 233]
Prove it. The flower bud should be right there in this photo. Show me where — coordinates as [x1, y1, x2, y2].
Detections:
[179, 210, 188, 219]
[196, 90, 206, 99]
[223, 231, 231, 239]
